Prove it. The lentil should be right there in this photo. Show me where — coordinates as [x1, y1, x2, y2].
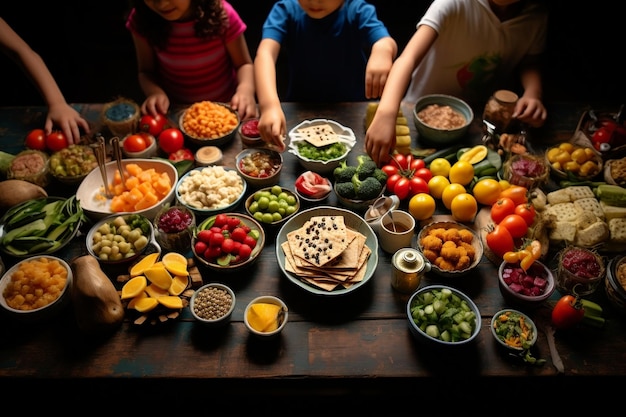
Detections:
[193, 286, 233, 321]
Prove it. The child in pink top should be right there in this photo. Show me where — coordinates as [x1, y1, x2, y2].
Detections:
[126, 0, 257, 120]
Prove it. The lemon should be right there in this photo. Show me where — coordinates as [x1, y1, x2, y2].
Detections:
[427, 175, 450, 199]
[442, 183, 466, 209]
[121, 275, 147, 300]
[429, 158, 451, 177]
[408, 193, 436, 221]
[162, 252, 189, 277]
[448, 161, 474, 185]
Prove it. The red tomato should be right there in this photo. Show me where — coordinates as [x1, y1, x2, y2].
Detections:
[486, 224, 515, 258]
[490, 197, 516, 224]
[139, 113, 167, 136]
[158, 128, 184, 154]
[551, 295, 585, 330]
[45, 130, 68, 152]
[409, 176, 429, 196]
[381, 164, 399, 177]
[409, 158, 426, 172]
[499, 214, 528, 238]
[391, 154, 409, 170]
[514, 203, 536, 226]
[168, 147, 194, 162]
[386, 173, 403, 193]
[123, 134, 148, 152]
[413, 167, 433, 183]
[393, 177, 410, 200]
[25, 129, 47, 150]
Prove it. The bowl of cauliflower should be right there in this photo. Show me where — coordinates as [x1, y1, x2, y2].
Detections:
[175, 166, 247, 219]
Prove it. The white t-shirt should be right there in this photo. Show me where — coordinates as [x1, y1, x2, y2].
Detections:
[404, 0, 547, 106]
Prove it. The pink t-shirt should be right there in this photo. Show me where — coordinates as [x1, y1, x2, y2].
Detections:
[127, 1, 246, 104]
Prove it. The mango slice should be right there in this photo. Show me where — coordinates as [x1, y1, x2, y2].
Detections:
[144, 264, 173, 290]
[247, 303, 282, 332]
[121, 275, 147, 300]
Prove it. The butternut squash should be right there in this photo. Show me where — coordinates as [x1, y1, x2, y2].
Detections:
[70, 255, 124, 336]
[0, 179, 47, 211]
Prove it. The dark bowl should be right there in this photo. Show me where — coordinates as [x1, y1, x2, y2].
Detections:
[178, 102, 240, 149]
[413, 94, 473, 146]
[605, 255, 626, 315]
[498, 260, 555, 310]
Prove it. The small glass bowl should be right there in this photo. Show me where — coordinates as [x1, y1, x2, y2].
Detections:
[153, 205, 196, 253]
[556, 246, 605, 296]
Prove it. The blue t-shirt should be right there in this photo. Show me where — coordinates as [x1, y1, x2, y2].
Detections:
[262, 0, 391, 102]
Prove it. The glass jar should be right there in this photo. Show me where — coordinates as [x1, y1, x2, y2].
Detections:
[556, 246, 605, 296]
[483, 90, 518, 133]
[153, 205, 196, 253]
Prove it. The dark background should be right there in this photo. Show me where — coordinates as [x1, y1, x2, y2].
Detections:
[0, 1, 624, 109]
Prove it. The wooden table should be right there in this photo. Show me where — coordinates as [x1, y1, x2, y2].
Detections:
[0, 102, 624, 411]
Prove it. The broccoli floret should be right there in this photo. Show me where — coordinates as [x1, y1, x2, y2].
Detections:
[356, 159, 377, 180]
[333, 161, 357, 183]
[335, 181, 356, 199]
[372, 168, 388, 186]
[351, 173, 383, 200]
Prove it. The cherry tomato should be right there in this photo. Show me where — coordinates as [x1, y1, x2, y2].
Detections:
[123, 134, 148, 152]
[490, 197, 516, 224]
[168, 147, 194, 162]
[381, 164, 399, 177]
[486, 223, 515, 258]
[413, 167, 432, 183]
[410, 157, 426, 172]
[551, 295, 585, 330]
[499, 214, 528, 238]
[386, 173, 403, 193]
[409, 176, 429, 197]
[139, 113, 167, 136]
[393, 177, 410, 200]
[391, 154, 408, 170]
[499, 185, 528, 206]
[514, 203, 536, 226]
[45, 130, 68, 152]
[24, 129, 46, 150]
[158, 128, 185, 154]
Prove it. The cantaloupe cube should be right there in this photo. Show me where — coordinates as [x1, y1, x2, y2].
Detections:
[125, 176, 140, 190]
[126, 187, 144, 206]
[126, 163, 142, 177]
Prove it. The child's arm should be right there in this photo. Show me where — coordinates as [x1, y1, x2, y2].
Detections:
[226, 34, 257, 120]
[365, 25, 437, 165]
[0, 18, 89, 145]
[513, 58, 547, 128]
[130, 33, 170, 116]
[254, 38, 286, 152]
[365, 36, 398, 99]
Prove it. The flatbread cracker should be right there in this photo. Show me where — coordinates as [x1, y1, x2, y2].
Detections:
[288, 215, 349, 267]
[295, 123, 340, 147]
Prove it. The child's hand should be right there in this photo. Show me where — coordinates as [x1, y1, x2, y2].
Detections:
[230, 92, 258, 121]
[142, 94, 170, 117]
[45, 103, 90, 145]
[513, 97, 547, 128]
[258, 108, 286, 152]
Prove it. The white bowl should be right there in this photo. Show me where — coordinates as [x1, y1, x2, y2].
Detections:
[189, 283, 236, 327]
[244, 295, 288, 338]
[176, 166, 247, 219]
[235, 148, 283, 188]
[76, 158, 178, 222]
[413, 94, 473, 145]
[121, 133, 158, 159]
[0, 255, 73, 323]
[287, 119, 356, 175]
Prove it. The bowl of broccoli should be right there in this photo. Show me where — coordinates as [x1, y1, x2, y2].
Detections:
[333, 155, 387, 212]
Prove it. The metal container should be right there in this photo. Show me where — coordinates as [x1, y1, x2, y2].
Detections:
[391, 248, 430, 293]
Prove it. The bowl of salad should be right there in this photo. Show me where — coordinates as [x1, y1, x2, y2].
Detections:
[287, 119, 356, 175]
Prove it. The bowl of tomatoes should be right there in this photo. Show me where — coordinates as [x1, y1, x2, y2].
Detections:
[121, 132, 158, 158]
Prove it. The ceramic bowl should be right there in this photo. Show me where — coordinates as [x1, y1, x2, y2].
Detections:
[498, 260, 555, 309]
[334, 183, 385, 213]
[605, 255, 626, 315]
[235, 148, 283, 188]
[244, 186, 300, 231]
[243, 295, 288, 339]
[416, 220, 483, 278]
[490, 308, 538, 352]
[175, 166, 247, 219]
[86, 213, 160, 265]
[49, 144, 99, 186]
[0, 255, 72, 323]
[192, 212, 265, 273]
[413, 94, 473, 145]
[287, 119, 356, 175]
[239, 118, 263, 147]
[406, 285, 481, 348]
[189, 283, 236, 327]
[120, 132, 158, 159]
[178, 102, 240, 149]
[76, 158, 178, 222]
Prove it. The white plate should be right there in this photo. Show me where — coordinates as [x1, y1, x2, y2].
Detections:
[275, 206, 378, 296]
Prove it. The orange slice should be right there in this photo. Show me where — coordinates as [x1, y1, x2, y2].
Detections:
[168, 275, 189, 296]
[157, 295, 183, 310]
[121, 275, 147, 300]
[133, 297, 158, 313]
[145, 283, 169, 298]
[127, 291, 148, 309]
[129, 252, 160, 277]
[162, 252, 189, 277]
[144, 263, 173, 290]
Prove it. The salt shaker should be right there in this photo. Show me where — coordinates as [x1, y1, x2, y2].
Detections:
[483, 90, 519, 133]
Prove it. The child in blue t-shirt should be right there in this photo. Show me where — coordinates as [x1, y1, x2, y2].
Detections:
[255, 0, 397, 150]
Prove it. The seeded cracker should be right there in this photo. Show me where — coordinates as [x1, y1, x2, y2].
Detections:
[287, 215, 348, 267]
[296, 123, 341, 147]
